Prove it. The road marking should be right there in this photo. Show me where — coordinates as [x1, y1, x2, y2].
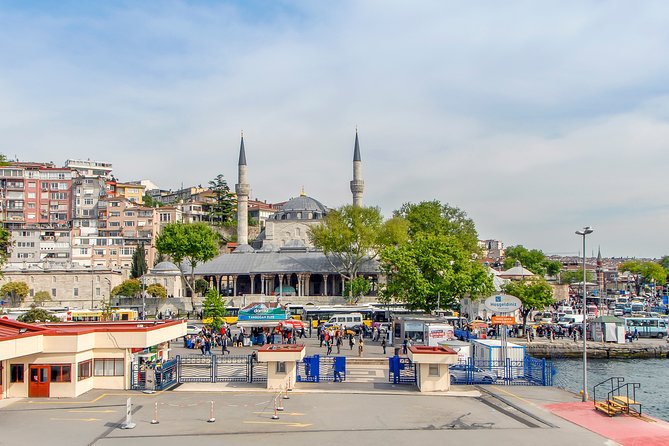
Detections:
[244, 421, 311, 428]
[50, 417, 101, 422]
[24, 391, 163, 404]
[68, 409, 117, 413]
[491, 386, 535, 406]
[253, 411, 305, 416]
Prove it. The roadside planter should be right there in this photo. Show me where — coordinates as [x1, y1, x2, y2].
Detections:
[257, 344, 306, 390]
[408, 345, 459, 392]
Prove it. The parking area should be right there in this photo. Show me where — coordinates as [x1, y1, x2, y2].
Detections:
[0, 385, 612, 446]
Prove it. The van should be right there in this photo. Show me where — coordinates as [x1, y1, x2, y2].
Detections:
[557, 306, 574, 315]
[558, 314, 584, 328]
[322, 313, 364, 330]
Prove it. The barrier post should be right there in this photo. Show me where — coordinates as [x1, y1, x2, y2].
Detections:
[283, 384, 290, 400]
[272, 396, 280, 420]
[207, 400, 216, 423]
[276, 392, 285, 411]
[151, 402, 159, 424]
[120, 397, 136, 429]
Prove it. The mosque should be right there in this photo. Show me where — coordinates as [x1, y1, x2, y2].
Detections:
[192, 132, 380, 305]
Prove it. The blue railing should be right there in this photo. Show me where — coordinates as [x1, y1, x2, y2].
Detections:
[296, 355, 346, 382]
[388, 356, 417, 385]
[450, 356, 554, 386]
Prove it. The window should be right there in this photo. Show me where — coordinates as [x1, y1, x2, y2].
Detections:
[10, 364, 24, 382]
[84, 198, 94, 205]
[50, 364, 72, 382]
[428, 364, 440, 377]
[78, 360, 92, 380]
[275, 362, 286, 374]
[124, 221, 134, 227]
[51, 288, 57, 297]
[73, 288, 78, 296]
[94, 359, 124, 376]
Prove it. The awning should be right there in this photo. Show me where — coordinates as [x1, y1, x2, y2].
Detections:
[237, 320, 283, 328]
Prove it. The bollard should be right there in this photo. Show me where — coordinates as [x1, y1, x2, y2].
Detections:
[207, 400, 216, 423]
[282, 384, 290, 400]
[151, 402, 159, 424]
[120, 397, 136, 429]
[276, 393, 285, 411]
[271, 396, 280, 420]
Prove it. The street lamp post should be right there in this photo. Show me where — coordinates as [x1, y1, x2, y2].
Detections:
[575, 226, 594, 402]
[141, 276, 146, 320]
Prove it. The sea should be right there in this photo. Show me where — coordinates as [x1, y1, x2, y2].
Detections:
[553, 358, 668, 421]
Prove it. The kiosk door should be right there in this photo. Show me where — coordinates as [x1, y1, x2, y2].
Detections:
[29, 365, 50, 398]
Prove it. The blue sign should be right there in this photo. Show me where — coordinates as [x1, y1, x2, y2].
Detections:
[663, 296, 668, 305]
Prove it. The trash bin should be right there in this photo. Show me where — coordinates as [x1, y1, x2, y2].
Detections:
[394, 347, 401, 356]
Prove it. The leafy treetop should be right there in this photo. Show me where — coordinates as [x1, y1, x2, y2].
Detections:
[503, 245, 562, 276]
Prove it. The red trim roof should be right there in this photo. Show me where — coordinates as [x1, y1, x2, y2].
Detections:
[0, 319, 184, 339]
[0, 319, 49, 342]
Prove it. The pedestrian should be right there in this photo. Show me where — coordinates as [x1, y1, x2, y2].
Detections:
[381, 337, 387, 355]
[326, 339, 332, 356]
[402, 336, 408, 354]
[336, 335, 342, 354]
[221, 335, 230, 355]
[349, 333, 355, 350]
[204, 337, 212, 355]
[358, 339, 364, 357]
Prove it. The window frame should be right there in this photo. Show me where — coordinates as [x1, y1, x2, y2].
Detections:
[94, 358, 124, 377]
[50, 364, 72, 383]
[10, 364, 25, 383]
[78, 360, 92, 381]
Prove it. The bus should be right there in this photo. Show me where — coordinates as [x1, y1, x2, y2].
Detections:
[285, 304, 305, 320]
[624, 317, 667, 338]
[67, 309, 138, 322]
[303, 305, 374, 328]
[202, 306, 239, 325]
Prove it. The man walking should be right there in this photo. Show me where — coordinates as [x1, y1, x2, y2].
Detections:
[381, 336, 387, 355]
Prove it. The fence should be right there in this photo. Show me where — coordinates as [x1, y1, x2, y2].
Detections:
[388, 356, 417, 384]
[296, 355, 346, 383]
[451, 356, 554, 386]
[130, 358, 178, 391]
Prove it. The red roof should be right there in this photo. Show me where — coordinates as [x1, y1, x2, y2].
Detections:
[0, 319, 48, 342]
[0, 319, 183, 339]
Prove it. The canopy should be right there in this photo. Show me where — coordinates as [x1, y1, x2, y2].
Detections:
[280, 319, 305, 330]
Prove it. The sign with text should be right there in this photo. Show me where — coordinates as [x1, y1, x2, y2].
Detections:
[491, 315, 516, 325]
[484, 294, 522, 313]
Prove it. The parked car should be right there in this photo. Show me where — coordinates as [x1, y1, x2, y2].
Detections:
[613, 309, 624, 317]
[449, 364, 496, 384]
[186, 324, 201, 336]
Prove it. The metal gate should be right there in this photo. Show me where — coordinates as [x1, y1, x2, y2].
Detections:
[388, 356, 417, 385]
[296, 355, 346, 382]
[177, 354, 267, 383]
[130, 358, 178, 390]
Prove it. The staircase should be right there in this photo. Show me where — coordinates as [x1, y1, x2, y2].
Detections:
[593, 377, 642, 417]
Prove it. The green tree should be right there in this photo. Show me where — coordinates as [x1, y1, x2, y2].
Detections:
[343, 277, 371, 303]
[146, 283, 167, 299]
[503, 278, 554, 333]
[309, 205, 405, 302]
[0, 226, 11, 267]
[208, 174, 236, 226]
[503, 245, 561, 276]
[1, 281, 30, 306]
[0, 154, 10, 166]
[130, 244, 148, 279]
[619, 260, 667, 291]
[395, 200, 479, 252]
[142, 194, 163, 208]
[194, 278, 209, 295]
[659, 256, 669, 271]
[33, 290, 52, 306]
[202, 288, 227, 332]
[155, 222, 220, 299]
[380, 200, 493, 312]
[111, 279, 142, 298]
[17, 308, 60, 323]
[559, 270, 595, 285]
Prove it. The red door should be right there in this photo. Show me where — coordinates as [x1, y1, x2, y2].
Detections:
[28, 365, 50, 398]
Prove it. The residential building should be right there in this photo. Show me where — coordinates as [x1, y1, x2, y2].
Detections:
[113, 182, 146, 204]
[8, 227, 72, 264]
[64, 159, 113, 178]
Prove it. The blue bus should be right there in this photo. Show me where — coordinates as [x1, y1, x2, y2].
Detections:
[624, 317, 667, 338]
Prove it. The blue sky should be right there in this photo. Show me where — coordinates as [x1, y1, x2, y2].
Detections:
[2, 1, 668, 258]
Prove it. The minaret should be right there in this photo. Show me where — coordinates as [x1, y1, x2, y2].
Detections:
[596, 246, 605, 297]
[350, 130, 364, 207]
[235, 133, 250, 246]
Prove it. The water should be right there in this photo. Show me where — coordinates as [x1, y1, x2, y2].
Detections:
[553, 358, 669, 421]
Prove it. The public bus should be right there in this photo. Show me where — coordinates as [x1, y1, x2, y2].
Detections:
[202, 306, 239, 325]
[67, 309, 138, 322]
[624, 317, 667, 338]
[285, 304, 305, 320]
[303, 305, 374, 328]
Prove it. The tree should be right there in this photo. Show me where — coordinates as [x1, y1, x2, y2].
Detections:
[659, 256, 669, 271]
[111, 279, 142, 298]
[17, 308, 60, 323]
[33, 290, 52, 306]
[619, 260, 667, 291]
[0, 226, 11, 267]
[1, 282, 29, 306]
[146, 283, 167, 299]
[0, 154, 10, 166]
[503, 245, 561, 276]
[380, 200, 494, 312]
[309, 205, 405, 302]
[155, 222, 220, 302]
[559, 270, 595, 285]
[208, 174, 236, 226]
[130, 244, 148, 279]
[343, 277, 371, 303]
[142, 194, 163, 208]
[202, 288, 227, 332]
[194, 278, 209, 296]
[503, 278, 554, 334]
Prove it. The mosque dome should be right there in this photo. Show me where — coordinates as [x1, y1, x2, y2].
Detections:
[151, 261, 181, 273]
[271, 194, 328, 221]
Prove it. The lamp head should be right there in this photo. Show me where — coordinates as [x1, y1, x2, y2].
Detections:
[575, 226, 594, 236]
